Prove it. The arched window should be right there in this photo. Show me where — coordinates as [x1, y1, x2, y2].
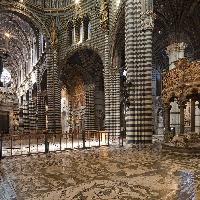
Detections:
[0, 68, 11, 87]
[75, 19, 81, 43]
[40, 34, 46, 53]
[83, 15, 91, 41]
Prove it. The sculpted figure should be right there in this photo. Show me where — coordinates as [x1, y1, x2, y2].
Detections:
[50, 19, 58, 48]
[100, 0, 109, 30]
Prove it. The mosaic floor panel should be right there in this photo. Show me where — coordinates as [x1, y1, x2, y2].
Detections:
[0, 146, 200, 200]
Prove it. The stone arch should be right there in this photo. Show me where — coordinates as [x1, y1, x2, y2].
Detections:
[110, 0, 125, 62]
[62, 44, 104, 67]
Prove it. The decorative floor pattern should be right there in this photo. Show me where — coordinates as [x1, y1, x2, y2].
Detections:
[0, 146, 200, 200]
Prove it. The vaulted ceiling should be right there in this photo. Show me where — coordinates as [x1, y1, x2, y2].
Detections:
[0, 11, 38, 85]
[153, 0, 200, 71]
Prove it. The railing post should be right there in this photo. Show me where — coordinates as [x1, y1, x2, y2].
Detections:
[20, 135, 22, 155]
[108, 132, 110, 146]
[66, 133, 68, 149]
[0, 133, 2, 159]
[37, 137, 38, 153]
[98, 131, 101, 147]
[28, 135, 31, 154]
[72, 131, 74, 149]
[45, 132, 49, 153]
[88, 131, 91, 147]
[11, 135, 13, 156]
[77, 130, 79, 149]
[82, 131, 86, 149]
[60, 135, 62, 151]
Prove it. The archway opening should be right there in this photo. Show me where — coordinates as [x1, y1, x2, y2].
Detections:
[61, 48, 105, 134]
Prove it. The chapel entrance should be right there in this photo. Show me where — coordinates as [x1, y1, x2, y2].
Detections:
[60, 48, 105, 134]
[0, 111, 9, 133]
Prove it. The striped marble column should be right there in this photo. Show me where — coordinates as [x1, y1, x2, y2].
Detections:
[18, 102, 24, 133]
[115, 72, 121, 136]
[28, 85, 34, 133]
[36, 91, 46, 132]
[29, 99, 36, 133]
[36, 65, 46, 133]
[103, 37, 122, 139]
[23, 102, 29, 133]
[46, 48, 62, 133]
[104, 34, 113, 137]
[85, 84, 96, 130]
[141, 11, 153, 142]
[94, 75, 105, 131]
[125, 0, 153, 144]
[68, 97, 72, 132]
[111, 53, 121, 137]
[13, 103, 19, 133]
[23, 94, 29, 134]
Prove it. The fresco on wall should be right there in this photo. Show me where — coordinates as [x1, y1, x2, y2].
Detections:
[61, 75, 86, 133]
[71, 75, 85, 110]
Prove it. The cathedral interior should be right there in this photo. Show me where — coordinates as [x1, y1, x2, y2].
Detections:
[0, 0, 200, 199]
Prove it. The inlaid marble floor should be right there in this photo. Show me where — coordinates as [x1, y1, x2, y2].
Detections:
[0, 146, 200, 200]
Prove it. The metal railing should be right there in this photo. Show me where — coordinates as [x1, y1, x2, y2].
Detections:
[0, 130, 111, 158]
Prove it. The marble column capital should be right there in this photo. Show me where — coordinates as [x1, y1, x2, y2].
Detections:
[141, 10, 156, 31]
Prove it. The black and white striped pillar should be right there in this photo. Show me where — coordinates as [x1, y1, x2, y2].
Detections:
[36, 67, 46, 133]
[104, 34, 113, 137]
[125, 0, 153, 144]
[46, 48, 62, 133]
